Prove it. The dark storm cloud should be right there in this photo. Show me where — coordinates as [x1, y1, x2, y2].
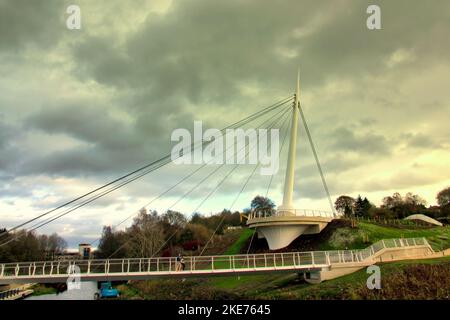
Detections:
[0, 118, 24, 174]
[68, 0, 449, 100]
[326, 127, 391, 155]
[0, 0, 65, 53]
[9, 0, 447, 181]
[20, 97, 197, 177]
[401, 132, 443, 149]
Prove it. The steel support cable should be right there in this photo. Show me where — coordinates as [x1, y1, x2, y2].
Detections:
[245, 108, 292, 255]
[265, 105, 292, 198]
[35, 97, 294, 230]
[18, 96, 293, 232]
[0, 95, 294, 239]
[166, 105, 291, 212]
[298, 103, 335, 215]
[199, 109, 292, 256]
[246, 229, 257, 254]
[104, 105, 292, 259]
[89, 103, 292, 246]
[229, 108, 291, 212]
[0, 99, 294, 247]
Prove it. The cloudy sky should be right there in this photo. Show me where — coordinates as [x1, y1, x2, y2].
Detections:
[1, 0, 449, 247]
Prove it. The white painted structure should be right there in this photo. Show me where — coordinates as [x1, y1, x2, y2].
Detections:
[247, 70, 340, 250]
[404, 214, 443, 226]
[0, 238, 444, 285]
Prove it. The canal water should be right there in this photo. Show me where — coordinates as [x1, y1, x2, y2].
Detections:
[25, 282, 98, 300]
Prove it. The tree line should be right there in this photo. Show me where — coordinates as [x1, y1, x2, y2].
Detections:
[0, 229, 67, 263]
[334, 186, 450, 221]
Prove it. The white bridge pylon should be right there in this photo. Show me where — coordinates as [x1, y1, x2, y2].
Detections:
[247, 69, 340, 250]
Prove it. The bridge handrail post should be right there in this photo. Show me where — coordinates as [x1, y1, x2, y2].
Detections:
[157, 258, 159, 272]
[413, 238, 417, 246]
[1, 264, 4, 277]
[281, 254, 284, 267]
[264, 254, 267, 268]
[121, 259, 124, 273]
[326, 252, 331, 266]
[87, 261, 91, 274]
[57, 261, 60, 275]
[139, 258, 142, 272]
[253, 255, 256, 269]
[381, 240, 386, 248]
[311, 252, 315, 266]
[147, 258, 151, 272]
[212, 257, 214, 271]
[127, 259, 130, 273]
[273, 254, 277, 269]
[50, 262, 54, 275]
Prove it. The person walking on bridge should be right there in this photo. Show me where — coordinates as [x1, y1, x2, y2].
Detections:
[176, 253, 182, 271]
[180, 255, 186, 271]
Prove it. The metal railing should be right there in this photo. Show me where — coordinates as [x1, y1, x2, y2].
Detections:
[247, 208, 341, 220]
[0, 237, 430, 282]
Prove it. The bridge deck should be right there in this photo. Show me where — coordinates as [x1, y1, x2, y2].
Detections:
[0, 238, 431, 284]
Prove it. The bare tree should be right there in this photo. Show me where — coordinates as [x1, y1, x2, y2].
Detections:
[126, 209, 165, 258]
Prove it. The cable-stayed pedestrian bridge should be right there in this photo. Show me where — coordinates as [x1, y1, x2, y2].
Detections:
[4, 71, 447, 288]
[1, 237, 445, 285]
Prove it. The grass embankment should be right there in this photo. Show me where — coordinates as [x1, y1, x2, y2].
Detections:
[319, 222, 450, 251]
[209, 228, 272, 289]
[223, 228, 253, 255]
[31, 284, 58, 296]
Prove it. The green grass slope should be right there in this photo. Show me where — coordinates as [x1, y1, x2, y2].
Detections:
[319, 221, 450, 251]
